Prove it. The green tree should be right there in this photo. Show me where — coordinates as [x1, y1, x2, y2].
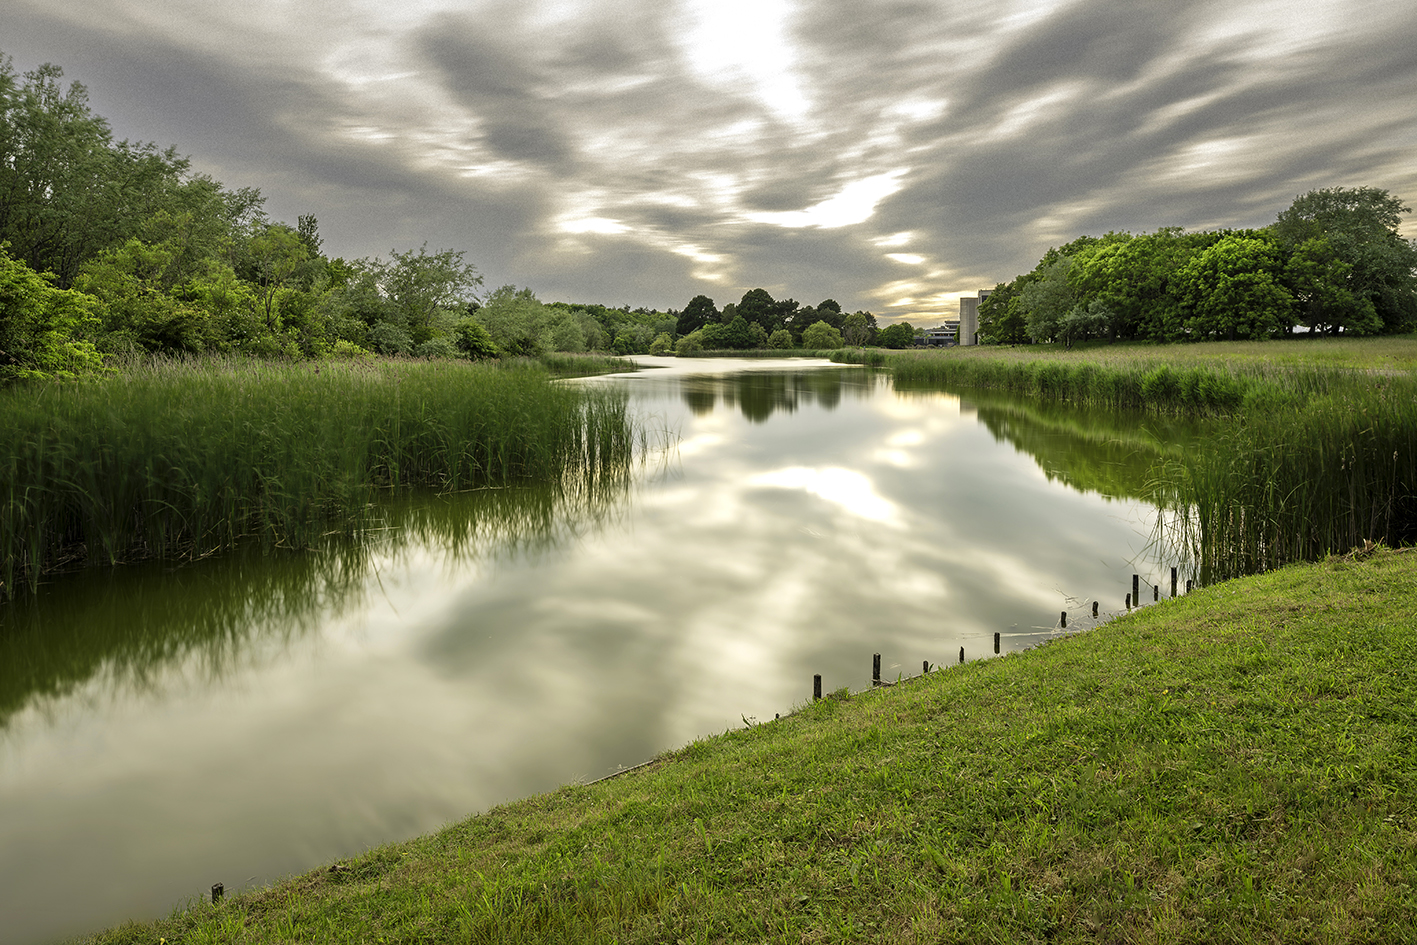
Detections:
[977, 282, 1028, 344]
[1020, 257, 1075, 343]
[676, 294, 717, 335]
[842, 311, 870, 346]
[1273, 187, 1417, 333]
[1177, 234, 1293, 340]
[452, 317, 499, 360]
[767, 328, 793, 349]
[878, 321, 915, 348]
[801, 320, 843, 349]
[0, 244, 103, 379]
[475, 285, 553, 356]
[376, 244, 482, 346]
[649, 331, 673, 354]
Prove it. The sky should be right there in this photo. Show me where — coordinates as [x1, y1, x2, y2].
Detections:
[6, 0, 1417, 325]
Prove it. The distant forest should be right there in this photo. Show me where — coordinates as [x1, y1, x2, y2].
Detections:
[979, 187, 1417, 346]
[0, 53, 889, 381]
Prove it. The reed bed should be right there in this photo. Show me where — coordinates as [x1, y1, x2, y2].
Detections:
[0, 358, 638, 598]
[1170, 375, 1417, 580]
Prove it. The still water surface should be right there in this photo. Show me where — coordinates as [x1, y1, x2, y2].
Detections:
[0, 358, 1187, 943]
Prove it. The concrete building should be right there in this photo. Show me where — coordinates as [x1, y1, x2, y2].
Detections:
[957, 288, 993, 346]
[921, 321, 959, 346]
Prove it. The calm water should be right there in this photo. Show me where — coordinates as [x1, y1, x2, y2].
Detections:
[0, 358, 1188, 943]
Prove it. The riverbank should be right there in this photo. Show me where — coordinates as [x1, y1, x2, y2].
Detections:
[85, 546, 1417, 944]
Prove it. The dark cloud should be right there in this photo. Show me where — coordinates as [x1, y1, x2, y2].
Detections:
[5, 0, 1417, 318]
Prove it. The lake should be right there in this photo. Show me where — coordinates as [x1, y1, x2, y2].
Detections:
[0, 357, 1190, 943]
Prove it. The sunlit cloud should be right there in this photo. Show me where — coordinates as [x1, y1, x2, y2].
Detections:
[749, 467, 902, 526]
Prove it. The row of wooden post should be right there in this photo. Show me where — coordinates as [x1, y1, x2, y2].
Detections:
[813, 566, 1194, 701]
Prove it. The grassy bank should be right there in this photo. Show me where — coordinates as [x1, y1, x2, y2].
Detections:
[0, 358, 637, 598]
[86, 548, 1417, 944]
[879, 340, 1417, 579]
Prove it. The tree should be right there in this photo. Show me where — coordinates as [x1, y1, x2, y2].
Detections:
[0, 244, 103, 380]
[767, 328, 793, 349]
[735, 288, 778, 332]
[801, 320, 843, 349]
[1273, 187, 1417, 333]
[376, 244, 482, 346]
[475, 285, 552, 356]
[452, 317, 499, 360]
[676, 294, 717, 335]
[878, 321, 915, 348]
[1020, 257, 1075, 343]
[842, 312, 870, 346]
[977, 282, 1027, 344]
[1177, 234, 1293, 340]
[649, 331, 673, 354]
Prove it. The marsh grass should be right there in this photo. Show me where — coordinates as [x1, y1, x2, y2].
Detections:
[0, 358, 638, 598]
[85, 549, 1417, 944]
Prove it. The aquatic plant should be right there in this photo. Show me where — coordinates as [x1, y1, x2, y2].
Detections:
[0, 357, 638, 598]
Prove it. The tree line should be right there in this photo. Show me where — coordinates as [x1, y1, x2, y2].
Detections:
[978, 187, 1417, 346]
[1, 53, 914, 382]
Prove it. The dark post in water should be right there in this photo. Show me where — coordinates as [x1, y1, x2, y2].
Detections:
[1171, 567, 1178, 598]
[1060, 610, 1067, 629]
[958, 646, 964, 664]
[1133, 574, 1140, 604]
[813, 674, 822, 701]
[212, 883, 223, 904]
[872, 653, 881, 686]
[1092, 600, 1099, 617]
[994, 631, 1000, 654]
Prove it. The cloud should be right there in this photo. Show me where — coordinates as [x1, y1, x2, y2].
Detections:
[5, 0, 1416, 323]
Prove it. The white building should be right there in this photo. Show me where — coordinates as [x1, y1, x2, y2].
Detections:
[957, 288, 993, 346]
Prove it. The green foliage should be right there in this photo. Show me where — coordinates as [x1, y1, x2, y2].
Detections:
[648, 331, 673, 355]
[841, 311, 870, 346]
[0, 359, 637, 596]
[977, 282, 1027, 344]
[675, 330, 704, 355]
[1176, 234, 1293, 340]
[878, 321, 915, 349]
[676, 294, 718, 336]
[0, 245, 104, 380]
[766, 328, 793, 349]
[1021, 257, 1076, 342]
[801, 320, 844, 349]
[475, 286, 554, 357]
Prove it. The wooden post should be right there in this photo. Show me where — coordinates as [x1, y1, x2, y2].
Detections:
[994, 631, 1000, 654]
[1171, 567, 1178, 598]
[212, 883, 223, 904]
[1133, 574, 1139, 604]
[873, 653, 881, 686]
[1092, 601, 1099, 617]
[1126, 593, 1131, 609]
[923, 660, 930, 674]
[959, 646, 964, 664]
[1060, 610, 1067, 629]
[813, 674, 821, 701]
[1153, 585, 1159, 602]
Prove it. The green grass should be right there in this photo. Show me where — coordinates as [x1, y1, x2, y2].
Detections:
[0, 357, 638, 599]
[83, 547, 1417, 944]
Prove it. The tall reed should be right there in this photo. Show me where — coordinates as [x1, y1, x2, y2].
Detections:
[1168, 375, 1417, 580]
[0, 358, 638, 598]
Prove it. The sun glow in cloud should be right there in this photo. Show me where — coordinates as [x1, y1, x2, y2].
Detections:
[744, 171, 908, 229]
[678, 0, 811, 120]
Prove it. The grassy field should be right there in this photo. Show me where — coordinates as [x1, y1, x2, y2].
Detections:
[0, 357, 638, 599]
[84, 547, 1417, 945]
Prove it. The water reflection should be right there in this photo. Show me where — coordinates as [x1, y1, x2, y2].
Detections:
[0, 480, 629, 734]
[676, 368, 870, 422]
[1, 362, 1191, 945]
